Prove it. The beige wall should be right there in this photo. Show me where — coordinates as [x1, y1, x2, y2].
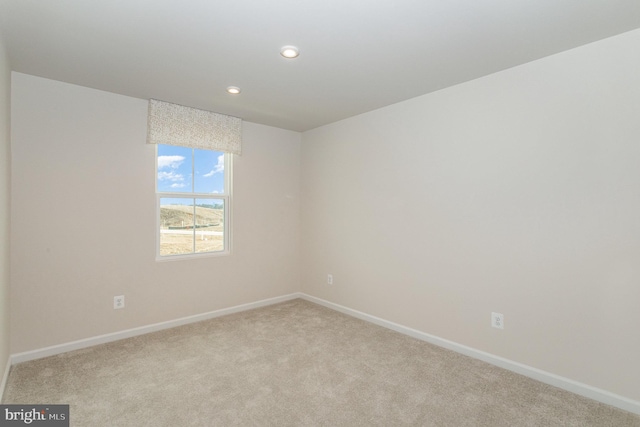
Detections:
[10, 73, 301, 353]
[301, 29, 640, 401]
[0, 30, 11, 372]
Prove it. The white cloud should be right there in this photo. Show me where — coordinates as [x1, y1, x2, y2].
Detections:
[158, 171, 184, 182]
[170, 183, 186, 188]
[203, 154, 224, 177]
[158, 155, 185, 169]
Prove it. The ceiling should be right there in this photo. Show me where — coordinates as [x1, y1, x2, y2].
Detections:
[1, 0, 639, 132]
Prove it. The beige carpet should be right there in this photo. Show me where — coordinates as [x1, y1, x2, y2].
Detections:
[3, 299, 639, 426]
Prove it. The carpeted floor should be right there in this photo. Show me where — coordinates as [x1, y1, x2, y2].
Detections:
[3, 299, 639, 426]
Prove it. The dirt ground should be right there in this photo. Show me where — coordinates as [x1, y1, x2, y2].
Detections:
[159, 205, 224, 256]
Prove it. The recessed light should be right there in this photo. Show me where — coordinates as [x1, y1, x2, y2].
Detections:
[280, 45, 299, 59]
[226, 86, 241, 95]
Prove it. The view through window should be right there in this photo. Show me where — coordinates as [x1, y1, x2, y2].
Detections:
[156, 144, 229, 257]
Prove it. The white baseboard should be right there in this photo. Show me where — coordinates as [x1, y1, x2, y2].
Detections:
[11, 293, 302, 365]
[0, 356, 10, 402]
[299, 293, 640, 416]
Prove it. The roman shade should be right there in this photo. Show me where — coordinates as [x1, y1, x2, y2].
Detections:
[147, 99, 242, 155]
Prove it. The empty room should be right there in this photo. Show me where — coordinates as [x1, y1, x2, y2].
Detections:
[0, 1, 639, 425]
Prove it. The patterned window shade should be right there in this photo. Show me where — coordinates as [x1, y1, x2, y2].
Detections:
[147, 99, 242, 155]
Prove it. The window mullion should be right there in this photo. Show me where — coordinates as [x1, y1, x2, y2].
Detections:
[191, 149, 196, 254]
[192, 199, 196, 254]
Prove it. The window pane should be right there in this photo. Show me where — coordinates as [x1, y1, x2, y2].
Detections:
[195, 198, 224, 253]
[160, 198, 194, 256]
[194, 149, 225, 194]
[157, 145, 193, 193]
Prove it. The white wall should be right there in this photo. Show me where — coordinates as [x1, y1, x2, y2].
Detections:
[301, 29, 640, 401]
[10, 73, 301, 353]
[0, 30, 11, 376]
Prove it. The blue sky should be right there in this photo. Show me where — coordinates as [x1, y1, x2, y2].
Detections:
[157, 145, 225, 196]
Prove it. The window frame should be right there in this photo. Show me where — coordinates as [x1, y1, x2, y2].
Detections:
[155, 145, 232, 261]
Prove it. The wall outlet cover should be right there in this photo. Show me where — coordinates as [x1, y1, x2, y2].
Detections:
[491, 312, 504, 329]
[114, 295, 125, 309]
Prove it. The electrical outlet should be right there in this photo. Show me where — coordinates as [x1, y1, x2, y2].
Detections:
[491, 312, 504, 329]
[327, 274, 333, 285]
[114, 295, 125, 310]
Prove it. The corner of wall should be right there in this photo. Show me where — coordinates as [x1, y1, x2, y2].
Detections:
[0, 31, 12, 400]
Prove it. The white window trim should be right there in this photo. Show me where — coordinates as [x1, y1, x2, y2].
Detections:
[155, 147, 232, 261]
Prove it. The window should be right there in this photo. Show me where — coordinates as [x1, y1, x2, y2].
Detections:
[156, 144, 230, 258]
